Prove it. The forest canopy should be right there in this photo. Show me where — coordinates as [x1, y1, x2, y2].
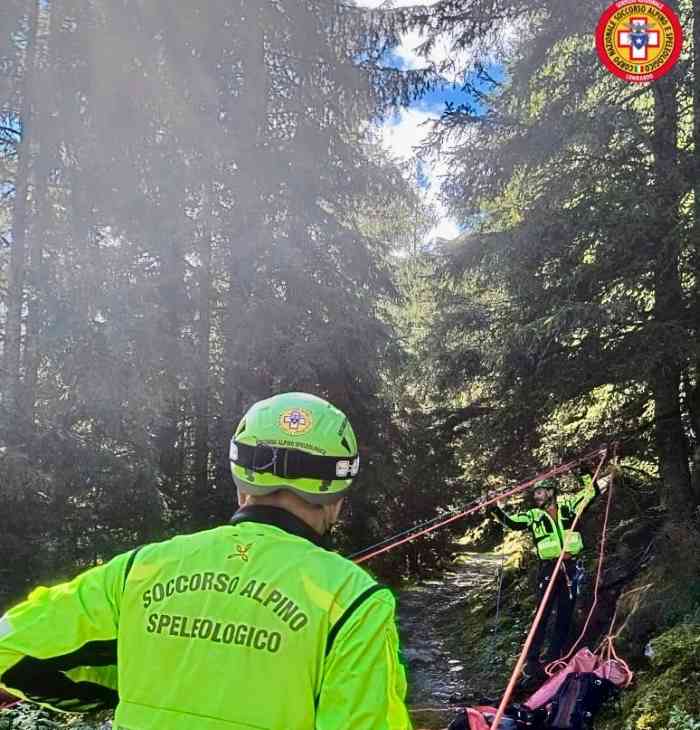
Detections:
[1, 0, 698, 613]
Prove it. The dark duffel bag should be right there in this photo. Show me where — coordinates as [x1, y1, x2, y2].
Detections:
[505, 703, 549, 729]
[547, 672, 617, 729]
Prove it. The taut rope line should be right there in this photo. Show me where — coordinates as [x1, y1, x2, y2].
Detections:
[352, 447, 608, 565]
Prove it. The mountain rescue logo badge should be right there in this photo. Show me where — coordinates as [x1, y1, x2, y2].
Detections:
[228, 543, 253, 561]
[279, 408, 313, 436]
[595, 0, 682, 83]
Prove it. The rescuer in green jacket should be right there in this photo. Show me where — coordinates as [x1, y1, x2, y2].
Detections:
[490, 466, 612, 680]
[0, 392, 412, 730]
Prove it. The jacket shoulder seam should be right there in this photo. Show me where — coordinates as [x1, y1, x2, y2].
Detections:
[325, 584, 388, 656]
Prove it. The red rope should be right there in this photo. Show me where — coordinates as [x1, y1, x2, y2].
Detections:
[597, 636, 633, 687]
[353, 447, 608, 565]
[589, 582, 649, 689]
[488, 449, 609, 730]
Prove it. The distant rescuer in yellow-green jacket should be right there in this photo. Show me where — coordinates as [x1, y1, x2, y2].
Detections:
[0, 392, 413, 730]
[490, 464, 613, 681]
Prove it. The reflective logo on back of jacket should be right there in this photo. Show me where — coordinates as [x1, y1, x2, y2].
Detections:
[0, 519, 412, 730]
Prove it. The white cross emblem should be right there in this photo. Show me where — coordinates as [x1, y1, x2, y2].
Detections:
[618, 17, 660, 61]
[283, 410, 306, 431]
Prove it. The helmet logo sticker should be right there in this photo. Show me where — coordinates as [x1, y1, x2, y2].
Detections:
[279, 408, 313, 436]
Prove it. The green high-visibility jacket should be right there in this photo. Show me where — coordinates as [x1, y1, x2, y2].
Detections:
[0, 506, 412, 730]
[491, 476, 600, 560]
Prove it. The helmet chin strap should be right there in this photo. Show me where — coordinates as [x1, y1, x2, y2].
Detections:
[323, 499, 344, 530]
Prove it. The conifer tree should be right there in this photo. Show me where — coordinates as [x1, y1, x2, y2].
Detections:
[371, 0, 699, 513]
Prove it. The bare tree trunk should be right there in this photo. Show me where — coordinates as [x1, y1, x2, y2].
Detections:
[2, 0, 40, 442]
[155, 237, 184, 498]
[192, 213, 212, 528]
[689, 0, 700, 502]
[651, 69, 695, 516]
[215, 8, 268, 506]
[20, 165, 46, 429]
[21, 1, 57, 431]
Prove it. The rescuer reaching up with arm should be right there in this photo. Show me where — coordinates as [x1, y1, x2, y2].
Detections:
[489, 461, 616, 682]
[0, 392, 413, 729]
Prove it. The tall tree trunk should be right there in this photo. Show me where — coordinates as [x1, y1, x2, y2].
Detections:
[651, 69, 694, 515]
[155, 237, 184, 498]
[2, 0, 40, 443]
[192, 214, 212, 528]
[21, 0, 56, 432]
[20, 163, 47, 429]
[690, 0, 700, 501]
[215, 5, 268, 505]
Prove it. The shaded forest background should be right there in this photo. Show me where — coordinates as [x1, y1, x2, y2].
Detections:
[1, 0, 699, 630]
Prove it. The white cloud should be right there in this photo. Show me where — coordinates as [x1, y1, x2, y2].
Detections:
[377, 108, 459, 245]
[393, 29, 428, 70]
[355, 0, 470, 83]
[356, 0, 488, 246]
[431, 217, 461, 242]
[379, 107, 436, 162]
[356, 0, 516, 77]
[395, 30, 471, 85]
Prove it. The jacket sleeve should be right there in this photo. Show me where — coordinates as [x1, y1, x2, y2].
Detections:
[569, 474, 600, 514]
[488, 505, 532, 531]
[0, 549, 136, 713]
[316, 587, 412, 730]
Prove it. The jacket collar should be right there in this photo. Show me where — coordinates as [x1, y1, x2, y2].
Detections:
[230, 505, 326, 548]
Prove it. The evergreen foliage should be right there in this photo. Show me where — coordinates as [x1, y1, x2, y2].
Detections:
[0, 0, 452, 607]
[2, 0, 699, 625]
[373, 0, 700, 516]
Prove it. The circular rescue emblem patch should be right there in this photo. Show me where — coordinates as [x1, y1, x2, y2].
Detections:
[595, 1, 682, 83]
[279, 408, 313, 436]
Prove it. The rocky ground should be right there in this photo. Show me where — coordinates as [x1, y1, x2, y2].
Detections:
[0, 706, 110, 730]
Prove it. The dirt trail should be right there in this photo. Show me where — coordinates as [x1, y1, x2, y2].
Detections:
[398, 551, 506, 730]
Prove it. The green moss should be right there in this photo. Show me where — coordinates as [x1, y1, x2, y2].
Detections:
[667, 707, 700, 730]
[597, 623, 700, 730]
[647, 625, 700, 671]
